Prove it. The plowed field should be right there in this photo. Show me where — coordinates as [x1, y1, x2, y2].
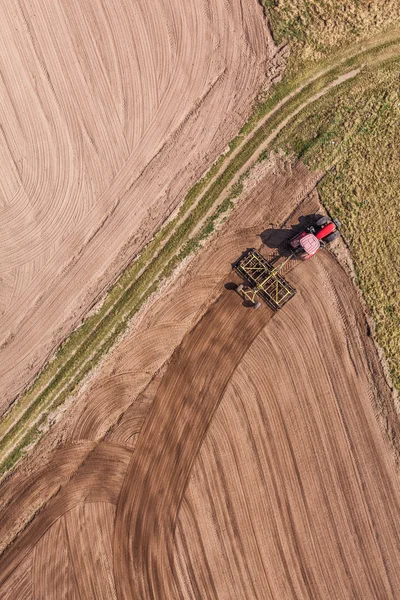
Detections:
[0, 0, 271, 412]
[1, 157, 400, 598]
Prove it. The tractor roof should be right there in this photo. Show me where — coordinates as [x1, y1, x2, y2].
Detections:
[300, 233, 320, 256]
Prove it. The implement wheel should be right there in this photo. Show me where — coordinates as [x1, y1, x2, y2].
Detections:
[236, 284, 244, 293]
[254, 301, 261, 310]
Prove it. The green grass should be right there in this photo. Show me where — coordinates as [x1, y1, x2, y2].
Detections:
[270, 57, 400, 390]
[262, 0, 400, 75]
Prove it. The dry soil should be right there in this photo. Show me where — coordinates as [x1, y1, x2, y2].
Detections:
[0, 0, 271, 412]
[1, 157, 399, 599]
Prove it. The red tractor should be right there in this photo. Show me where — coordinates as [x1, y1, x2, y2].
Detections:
[288, 216, 341, 260]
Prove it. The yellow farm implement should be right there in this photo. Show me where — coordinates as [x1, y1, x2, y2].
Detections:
[233, 248, 296, 310]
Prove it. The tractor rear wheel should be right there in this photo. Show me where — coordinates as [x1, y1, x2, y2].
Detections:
[324, 230, 340, 243]
[254, 301, 261, 310]
[333, 218, 342, 229]
[236, 284, 244, 293]
[315, 216, 329, 227]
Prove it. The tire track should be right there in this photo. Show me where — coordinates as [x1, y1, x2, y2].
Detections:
[0, 441, 133, 587]
[113, 290, 272, 599]
[173, 252, 400, 599]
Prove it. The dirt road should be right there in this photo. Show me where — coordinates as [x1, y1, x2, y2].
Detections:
[0, 0, 271, 411]
[1, 158, 400, 598]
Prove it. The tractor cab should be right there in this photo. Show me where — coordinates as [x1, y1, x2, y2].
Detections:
[288, 216, 341, 260]
[289, 231, 320, 260]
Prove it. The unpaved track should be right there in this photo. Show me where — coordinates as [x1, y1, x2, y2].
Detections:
[0, 0, 271, 411]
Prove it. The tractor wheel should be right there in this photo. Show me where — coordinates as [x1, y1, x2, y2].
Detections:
[236, 284, 244, 293]
[333, 218, 342, 229]
[315, 216, 329, 227]
[324, 230, 340, 243]
[254, 301, 261, 310]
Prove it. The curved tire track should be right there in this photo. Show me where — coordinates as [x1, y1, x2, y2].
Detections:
[113, 291, 271, 599]
[173, 253, 400, 598]
[0, 441, 133, 587]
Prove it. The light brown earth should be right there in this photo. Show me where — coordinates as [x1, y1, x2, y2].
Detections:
[0, 0, 272, 413]
[1, 157, 400, 598]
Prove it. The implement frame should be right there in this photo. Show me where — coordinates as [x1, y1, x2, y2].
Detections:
[234, 248, 296, 310]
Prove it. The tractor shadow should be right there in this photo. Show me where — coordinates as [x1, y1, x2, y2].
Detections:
[260, 213, 324, 257]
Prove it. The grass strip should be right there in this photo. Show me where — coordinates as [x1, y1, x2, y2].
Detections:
[269, 54, 400, 391]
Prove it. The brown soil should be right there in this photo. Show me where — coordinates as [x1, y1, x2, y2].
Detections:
[174, 252, 400, 599]
[0, 0, 272, 413]
[1, 155, 399, 598]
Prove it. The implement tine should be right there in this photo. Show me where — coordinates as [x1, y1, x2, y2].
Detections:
[234, 248, 296, 310]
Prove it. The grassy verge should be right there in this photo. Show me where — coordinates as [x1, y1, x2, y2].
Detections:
[270, 56, 400, 391]
[1, 35, 400, 476]
[262, 0, 400, 76]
